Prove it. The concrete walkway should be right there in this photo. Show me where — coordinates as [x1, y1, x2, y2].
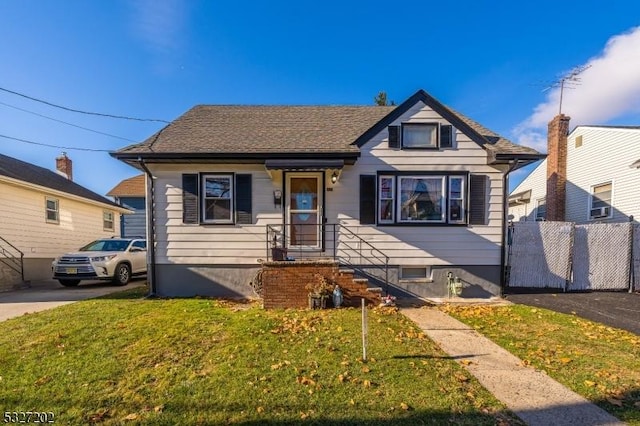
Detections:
[401, 306, 625, 426]
[0, 279, 145, 322]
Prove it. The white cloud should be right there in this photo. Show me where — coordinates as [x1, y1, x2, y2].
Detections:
[130, 0, 188, 53]
[514, 26, 640, 151]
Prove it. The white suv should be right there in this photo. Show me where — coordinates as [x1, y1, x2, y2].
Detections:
[52, 238, 147, 287]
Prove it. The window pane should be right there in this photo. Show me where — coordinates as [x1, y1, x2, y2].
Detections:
[401, 267, 428, 280]
[402, 125, 437, 148]
[380, 177, 394, 199]
[379, 200, 394, 221]
[290, 178, 318, 210]
[46, 199, 57, 210]
[449, 200, 463, 221]
[400, 177, 443, 221]
[205, 177, 231, 198]
[290, 212, 318, 246]
[450, 178, 462, 199]
[46, 210, 58, 222]
[204, 199, 231, 221]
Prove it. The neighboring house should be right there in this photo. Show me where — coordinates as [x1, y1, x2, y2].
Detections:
[107, 174, 146, 238]
[509, 116, 640, 223]
[111, 89, 544, 299]
[0, 153, 130, 291]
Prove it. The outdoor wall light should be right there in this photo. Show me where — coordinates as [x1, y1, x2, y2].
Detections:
[273, 189, 282, 207]
[331, 171, 338, 184]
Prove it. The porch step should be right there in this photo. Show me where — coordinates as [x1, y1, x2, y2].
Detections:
[366, 287, 383, 294]
[352, 278, 369, 284]
[338, 268, 355, 275]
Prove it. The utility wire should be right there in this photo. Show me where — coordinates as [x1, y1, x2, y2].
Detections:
[0, 101, 136, 142]
[0, 86, 170, 123]
[0, 133, 111, 152]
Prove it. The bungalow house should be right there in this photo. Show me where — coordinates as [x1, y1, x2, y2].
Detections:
[111, 89, 544, 300]
[107, 174, 146, 238]
[509, 115, 640, 223]
[0, 153, 130, 291]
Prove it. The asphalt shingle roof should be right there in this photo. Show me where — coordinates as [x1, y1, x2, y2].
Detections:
[118, 105, 395, 155]
[107, 174, 145, 197]
[114, 90, 542, 159]
[0, 153, 121, 208]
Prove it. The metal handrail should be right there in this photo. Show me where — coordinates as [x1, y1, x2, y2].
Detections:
[265, 223, 390, 294]
[0, 235, 24, 281]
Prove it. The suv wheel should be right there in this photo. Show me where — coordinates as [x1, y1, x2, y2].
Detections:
[113, 263, 131, 286]
[59, 279, 80, 287]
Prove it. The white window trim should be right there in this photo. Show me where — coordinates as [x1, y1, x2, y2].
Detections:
[45, 197, 59, 224]
[378, 175, 395, 223]
[201, 174, 234, 224]
[448, 176, 466, 223]
[588, 181, 613, 221]
[103, 210, 115, 231]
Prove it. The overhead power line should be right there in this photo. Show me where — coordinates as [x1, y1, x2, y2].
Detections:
[0, 133, 111, 152]
[0, 101, 136, 142]
[0, 86, 170, 123]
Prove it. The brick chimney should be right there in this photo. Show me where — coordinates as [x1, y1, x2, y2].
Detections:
[545, 114, 570, 221]
[56, 152, 73, 181]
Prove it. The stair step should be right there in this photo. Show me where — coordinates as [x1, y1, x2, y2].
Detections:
[366, 287, 383, 293]
[352, 278, 369, 284]
[339, 268, 355, 274]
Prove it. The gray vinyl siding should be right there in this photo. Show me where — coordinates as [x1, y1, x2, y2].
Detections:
[565, 127, 640, 224]
[117, 196, 146, 238]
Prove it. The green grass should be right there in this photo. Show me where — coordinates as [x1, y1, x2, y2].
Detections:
[0, 288, 520, 425]
[442, 304, 640, 425]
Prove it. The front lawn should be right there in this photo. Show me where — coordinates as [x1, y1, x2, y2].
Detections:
[0, 288, 519, 425]
[442, 304, 640, 425]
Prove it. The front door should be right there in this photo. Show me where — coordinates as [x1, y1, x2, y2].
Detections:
[286, 173, 323, 249]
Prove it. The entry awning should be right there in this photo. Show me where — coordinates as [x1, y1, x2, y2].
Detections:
[508, 189, 532, 206]
[264, 159, 345, 171]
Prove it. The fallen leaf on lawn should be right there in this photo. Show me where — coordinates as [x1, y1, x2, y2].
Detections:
[154, 405, 164, 413]
[123, 413, 138, 420]
[634, 401, 640, 408]
[363, 380, 371, 388]
[460, 360, 473, 366]
[34, 376, 52, 386]
[257, 407, 264, 413]
[559, 357, 572, 364]
[300, 412, 309, 419]
[349, 399, 355, 405]
[584, 380, 596, 387]
[607, 398, 624, 407]
[400, 402, 411, 410]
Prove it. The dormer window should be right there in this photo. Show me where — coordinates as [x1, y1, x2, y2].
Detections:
[388, 123, 454, 149]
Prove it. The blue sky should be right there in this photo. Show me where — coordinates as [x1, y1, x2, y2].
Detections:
[1, 0, 640, 196]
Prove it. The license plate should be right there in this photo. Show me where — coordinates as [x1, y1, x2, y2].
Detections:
[66, 268, 78, 274]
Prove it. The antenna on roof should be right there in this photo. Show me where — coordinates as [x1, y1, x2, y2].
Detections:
[542, 65, 592, 115]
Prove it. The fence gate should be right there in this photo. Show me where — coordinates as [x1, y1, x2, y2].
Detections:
[508, 222, 573, 289]
[570, 223, 632, 291]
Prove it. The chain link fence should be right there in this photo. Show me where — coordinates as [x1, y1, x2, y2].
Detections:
[507, 222, 636, 292]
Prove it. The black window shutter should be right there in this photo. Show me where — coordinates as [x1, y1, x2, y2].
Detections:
[388, 125, 400, 148]
[360, 175, 376, 225]
[440, 125, 453, 148]
[182, 174, 199, 224]
[469, 174, 487, 225]
[235, 174, 252, 224]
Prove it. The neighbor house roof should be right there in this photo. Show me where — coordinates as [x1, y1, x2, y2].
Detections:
[107, 174, 145, 197]
[0, 153, 124, 210]
[112, 89, 543, 166]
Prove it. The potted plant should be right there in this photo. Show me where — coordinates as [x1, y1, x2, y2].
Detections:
[306, 274, 333, 309]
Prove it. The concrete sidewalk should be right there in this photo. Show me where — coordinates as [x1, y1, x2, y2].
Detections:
[401, 306, 625, 426]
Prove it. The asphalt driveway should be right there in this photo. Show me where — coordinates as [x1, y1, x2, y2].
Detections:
[0, 279, 146, 322]
[505, 290, 640, 336]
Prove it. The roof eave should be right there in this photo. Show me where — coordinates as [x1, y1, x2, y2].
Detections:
[111, 151, 360, 166]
